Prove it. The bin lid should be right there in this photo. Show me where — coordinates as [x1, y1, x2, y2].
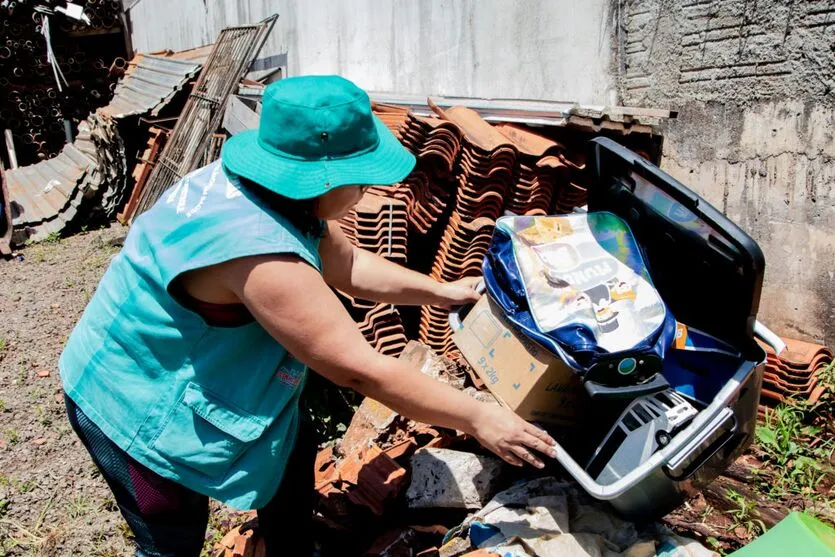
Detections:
[727, 511, 835, 556]
[587, 137, 764, 357]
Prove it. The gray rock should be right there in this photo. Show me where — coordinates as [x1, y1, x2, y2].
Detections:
[407, 448, 504, 509]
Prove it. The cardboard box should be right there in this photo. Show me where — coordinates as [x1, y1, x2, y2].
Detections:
[452, 295, 587, 426]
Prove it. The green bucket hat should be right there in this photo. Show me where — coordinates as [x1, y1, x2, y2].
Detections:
[222, 75, 415, 200]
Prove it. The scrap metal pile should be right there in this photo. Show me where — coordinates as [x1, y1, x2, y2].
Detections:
[2, 49, 199, 244]
[5, 112, 125, 241]
[2, 17, 272, 246]
[0, 0, 126, 164]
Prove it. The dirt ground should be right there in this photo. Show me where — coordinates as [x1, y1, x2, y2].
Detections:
[0, 226, 241, 556]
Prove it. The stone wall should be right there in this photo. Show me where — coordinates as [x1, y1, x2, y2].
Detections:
[621, 0, 835, 346]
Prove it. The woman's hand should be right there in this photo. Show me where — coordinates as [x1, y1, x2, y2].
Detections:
[470, 403, 558, 468]
[434, 276, 482, 309]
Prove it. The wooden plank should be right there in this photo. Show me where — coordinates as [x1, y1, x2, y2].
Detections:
[222, 95, 260, 136]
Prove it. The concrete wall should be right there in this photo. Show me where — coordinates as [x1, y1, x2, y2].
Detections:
[126, 0, 618, 104]
[622, 0, 835, 346]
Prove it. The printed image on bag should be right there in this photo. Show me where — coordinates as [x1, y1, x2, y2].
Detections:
[501, 213, 667, 354]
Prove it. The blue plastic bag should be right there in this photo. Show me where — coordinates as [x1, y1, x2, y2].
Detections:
[483, 213, 677, 389]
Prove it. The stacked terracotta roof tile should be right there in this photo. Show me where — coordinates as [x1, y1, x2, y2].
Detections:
[367, 169, 452, 235]
[413, 106, 518, 355]
[356, 104, 595, 357]
[760, 337, 833, 409]
[372, 105, 459, 235]
[399, 113, 462, 179]
[374, 103, 462, 180]
[337, 194, 409, 356]
[495, 123, 567, 216]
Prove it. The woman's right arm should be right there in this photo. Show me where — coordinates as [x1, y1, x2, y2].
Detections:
[214, 254, 558, 468]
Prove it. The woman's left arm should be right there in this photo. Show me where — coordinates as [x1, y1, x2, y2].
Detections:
[320, 220, 480, 307]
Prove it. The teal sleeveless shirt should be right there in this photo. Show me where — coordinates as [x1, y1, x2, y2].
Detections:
[59, 160, 322, 509]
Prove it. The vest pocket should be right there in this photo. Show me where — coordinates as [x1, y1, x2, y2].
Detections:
[151, 382, 270, 478]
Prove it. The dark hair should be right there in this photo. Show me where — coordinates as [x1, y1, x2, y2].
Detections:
[237, 176, 326, 238]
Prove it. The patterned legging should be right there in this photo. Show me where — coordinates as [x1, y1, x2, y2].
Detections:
[64, 393, 315, 557]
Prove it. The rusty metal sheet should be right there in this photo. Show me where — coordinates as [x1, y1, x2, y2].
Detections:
[6, 114, 125, 243]
[5, 142, 94, 231]
[101, 54, 202, 118]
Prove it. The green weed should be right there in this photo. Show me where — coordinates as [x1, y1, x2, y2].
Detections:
[725, 488, 766, 536]
[17, 480, 37, 494]
[28, 387, 45, 402]
[66, 494, 92, 519]
[756, 401, 834, 497]
[4, 430, 18, 446]
[33, 406, 51, 427]
[116, 520, 134, 543]
[42, 232, 61, 245]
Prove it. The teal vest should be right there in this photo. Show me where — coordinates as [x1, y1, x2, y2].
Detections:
[59, 160, 322, 509]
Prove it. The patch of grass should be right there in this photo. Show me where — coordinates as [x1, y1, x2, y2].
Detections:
[33, 406, 51, 427]
[30, 247, 47, 264]
[116, 521, 134, 543]
[0, 337, 5, 353]
[756, 401, 834, 498]
[66, 494, 92, 519]
[28, 387, 45, 402]
[4, 430, 19, 446]
[17, 480, 38, 494]
[65, 278, 75, 288]
[0, 400, 5, 413]
[818, 360, 835, 388]
[704, 536, 725, 556]
[0, 492, 58, 556]
[82, 251, 117, 271]
[38, 232, 62, 245]
[54, 423, 73, 440]
[725, 488, 766, 537]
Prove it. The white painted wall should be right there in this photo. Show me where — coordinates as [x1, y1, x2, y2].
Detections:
[127, 0, 617, 104]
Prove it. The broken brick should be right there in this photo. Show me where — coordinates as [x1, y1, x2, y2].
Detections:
[342, 445, 407, 515]
[340, 397, 399, 455]
[316, 443, 408, 517]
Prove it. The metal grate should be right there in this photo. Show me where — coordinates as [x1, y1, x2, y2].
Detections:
[131, 15, 277, 219]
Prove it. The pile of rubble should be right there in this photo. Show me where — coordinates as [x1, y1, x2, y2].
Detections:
[213, 341, 730, 556]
